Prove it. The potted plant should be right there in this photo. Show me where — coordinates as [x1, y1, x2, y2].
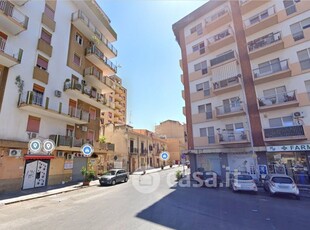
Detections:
[81, 165, 95, 186]
[175, 170, 182, 181]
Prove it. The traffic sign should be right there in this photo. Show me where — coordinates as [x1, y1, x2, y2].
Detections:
[81, 144, 94, 157]
[42, 139, 55, 154]
[29, 139, 42, 154]
[181, 153, 186, 159]
[160, 151, 170, 161]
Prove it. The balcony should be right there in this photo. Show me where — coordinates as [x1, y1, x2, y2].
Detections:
[11, 0, 29, 6]
[210, 50, 237, 68]
[258, 90, 299, 112]
[205, 8, 231, 33]
[191, 89, 211, 102]
[63, 80, 114, 111]
[244, 5, 278, 37]
[239, 0, 270, 15]
[41, 12, 55, 32]
[180, 74, 184, 84]
[218, 131, 250, 144]
[213, 74, 241, 95]
[85, 46, 117, 76]
[248, 32, 284, 60]
[253, 59, 291, 85]
[216, 102, 245, 118]
[114, 109, 122, 117]
[71, 10, 117, 59]
[49, 135, 94, 151]
[84, 67, 115, 93]
[192, 112, 213, 124]
[207, 27, 234, 52]
[128, 147, 139, 154]
[0, 38, 23, 67]
[33, 66, 49, 84]
[264, 125, 306, 142]
[18, 91, 89, 124]
[183, 106, 186, 116]
[0, 1, 28, 35]
[37, 38, 53, 57]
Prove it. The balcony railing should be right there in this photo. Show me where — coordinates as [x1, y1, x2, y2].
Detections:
[68, 106, 90, 122]
[0, 37, 23, 62]
[0, 0, 29, 29]
[253, 59, 289, 78]
[86, 46, 117, 73]
[248, 32, 282, 52]
[71, 10, 117, 56]
[84, 67, 116, 89]
[213, 74, 240, 90]
[218, 131, 248, 143]
[258, 90, 297, 107]
[216, 101, 243, 116]
[264, 126, 305, 139]
[49, 135, 73, 147]
[244, 5, 276, 28]
[205, 7, 229, 24]
[128, 147, 139, 154]
[207, 28, 233, 44]
[210, 50, 236, 67]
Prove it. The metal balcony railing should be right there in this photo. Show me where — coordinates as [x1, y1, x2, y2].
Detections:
[244, 5, 276, 28]
[86, 46, 117, 73]
[0, 0, 29, 29]
[216, 101, 243, 115]
[213, 74, 240, 90]
[248, 31, 282, 52]
[210, 50, 236, 67]
[71, 10, 117, 56]
[49, 135, 73, 147]
[205, 7, 229, 24]
[253, 59, 289, 78]
[84, 67, 116, 89]
[128, 147, 138, 154]
[258, 90, 297, 107]
[218, 131, 248, 143]
[0, 37, 23, 62]
[207, 27, 233, 44]
[264, 126, 305, 139]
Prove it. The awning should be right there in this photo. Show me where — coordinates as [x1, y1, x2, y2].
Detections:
[24, 155, 55, 160]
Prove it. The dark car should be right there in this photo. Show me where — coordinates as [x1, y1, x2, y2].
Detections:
[99, 169, 129, 186]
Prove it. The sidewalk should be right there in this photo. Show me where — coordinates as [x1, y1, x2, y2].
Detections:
[0, 165, 182, 206]
[131, 164, 183, 175]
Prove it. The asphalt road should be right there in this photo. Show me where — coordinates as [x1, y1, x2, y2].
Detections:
[0, 167, 310, 230]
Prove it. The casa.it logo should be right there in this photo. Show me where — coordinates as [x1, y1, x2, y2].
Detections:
[131, 167, 160, 194]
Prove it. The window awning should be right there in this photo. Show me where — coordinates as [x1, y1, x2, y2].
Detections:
[24, 155, 55, 160]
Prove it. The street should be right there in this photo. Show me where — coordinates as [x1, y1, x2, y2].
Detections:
[0, 167, 310, 230]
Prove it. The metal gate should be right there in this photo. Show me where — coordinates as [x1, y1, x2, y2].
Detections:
[22, 160, 50, 190]
[72, 157, 87, 182]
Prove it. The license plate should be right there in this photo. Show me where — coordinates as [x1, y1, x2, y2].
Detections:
[278, 185, 289, 189]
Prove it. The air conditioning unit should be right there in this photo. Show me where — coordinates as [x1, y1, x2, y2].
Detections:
[27, 132, 38, 139]
[293, 111, 304, 118]
[54, 90, 62, 98]
[9, 149, 22, 157]
[57, 151, 64, 157]
[81, 126, 88, 132]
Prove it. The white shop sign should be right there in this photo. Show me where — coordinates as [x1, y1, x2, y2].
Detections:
[267, 144, 310, 152]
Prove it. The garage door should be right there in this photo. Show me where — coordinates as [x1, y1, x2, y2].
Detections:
[72, 157, 88, 182]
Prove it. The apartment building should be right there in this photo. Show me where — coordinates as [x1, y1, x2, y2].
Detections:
[155, 120, 187, 164]
[173, 0, 310, 184]
[0, 0, 123, 192]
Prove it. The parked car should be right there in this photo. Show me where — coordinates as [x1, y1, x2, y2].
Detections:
[197, 171, 221, 188]
[263, 174, 300, 200]
[230, 174, 258, 193]
[99, 169, 129, 186]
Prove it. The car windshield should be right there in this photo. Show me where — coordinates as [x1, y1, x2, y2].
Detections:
[105, 170, 116, 176]
[237, 175, 253, 180]
[272, 177, 293, 184]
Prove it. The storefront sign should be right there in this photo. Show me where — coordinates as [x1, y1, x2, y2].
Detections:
[64, 160, 73, 169]
[267, 144, 310, 152]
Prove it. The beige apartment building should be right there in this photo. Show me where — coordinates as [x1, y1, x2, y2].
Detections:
[0, 0, 125, 192]
[155, 120, 187, 164]
[173, 0, 310, 185]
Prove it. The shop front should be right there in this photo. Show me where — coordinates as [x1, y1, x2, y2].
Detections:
[266, 144, 310, 185]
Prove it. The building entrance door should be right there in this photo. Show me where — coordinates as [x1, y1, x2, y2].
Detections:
[22, 160, 50, 189]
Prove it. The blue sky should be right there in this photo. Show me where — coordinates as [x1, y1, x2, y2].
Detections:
[100, 0, 207, 131]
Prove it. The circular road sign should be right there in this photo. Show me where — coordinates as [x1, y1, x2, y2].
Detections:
[42, 139, 56, 154]
[160, 151, 170, 161]
[29, 139, 42, 154]
[81, 144, 94, 157]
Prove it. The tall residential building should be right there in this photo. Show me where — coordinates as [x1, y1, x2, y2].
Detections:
[155, 120, 187, 164]
[173, 0, 310, 184]
[0, 0, 124, 192]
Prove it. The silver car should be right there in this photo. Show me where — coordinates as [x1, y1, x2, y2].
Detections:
[263, 174, 300, 200]
[230, 174, 258, 193]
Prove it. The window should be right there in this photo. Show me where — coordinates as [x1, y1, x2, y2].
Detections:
[190, 23, 202, 35]
[196, 81, 210, 96]
[258, 58, 281, 76]
[199, 128, 207, 137]
[305, 80, 310, 99]
[87, 130, 94, 142]
[44, 4, 55, 20]
[89, 108, 96, 120]
[283, 0, 300, 16]
[249, 9, 269, 25]
[73, 53, 81, 66]
[192, 42, 205, 54]
[32, 84, 44, 106]
[297, 48, 310, 70]
[26, 116, 40, 133]
[269, 116, 293, 127]
[36, 55, 48, 70]
[290, 18, 310, 41]
[198, 103, 212, 119]
[263, 86, 286, 104]
[66, 125, 74, 137]
[198, 105, 205, 113]
[75, 33, 83, 45]
[41, 29, 52, 44]
[208, 127, 215, 144]
[194, 60, 208, 74]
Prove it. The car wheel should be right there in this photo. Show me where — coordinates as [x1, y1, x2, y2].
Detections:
[111, 180, 116, 186]
[232, 187, 237, 193]
[269, 190, 274, 197]
[295, 195, 300, 200]
[100, 183, 104, 186]
[124, 177, 128, 182]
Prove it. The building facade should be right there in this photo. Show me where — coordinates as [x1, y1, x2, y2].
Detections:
[173, 0, 310, 184]
[0, 0, 124, 192]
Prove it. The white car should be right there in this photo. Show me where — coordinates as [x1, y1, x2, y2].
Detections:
[263, 174, 300, 199]
[230, 174, 258, 193]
